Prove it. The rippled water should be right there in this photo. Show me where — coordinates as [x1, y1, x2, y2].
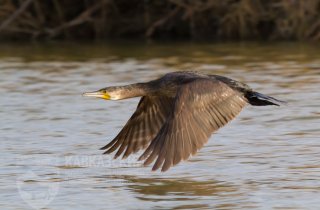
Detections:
[1, 42, 319, 210]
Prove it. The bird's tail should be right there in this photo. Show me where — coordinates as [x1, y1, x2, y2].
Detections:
[245, 91, 286, 106]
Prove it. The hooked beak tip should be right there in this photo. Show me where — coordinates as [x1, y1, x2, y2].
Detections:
[82, 92, 90, 97]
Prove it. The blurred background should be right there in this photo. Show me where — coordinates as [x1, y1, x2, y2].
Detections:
[1, 1, 320, 210]
[1, 0, 320, 41]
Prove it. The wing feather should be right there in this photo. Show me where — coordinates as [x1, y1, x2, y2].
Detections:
[101, 96, 174, 159]
[139, 79, 248, 171]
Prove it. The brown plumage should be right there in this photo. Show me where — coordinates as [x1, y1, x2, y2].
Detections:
[83, 71, 284, 172]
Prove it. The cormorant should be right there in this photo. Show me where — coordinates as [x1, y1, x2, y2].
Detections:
[83, 71, 284, 172]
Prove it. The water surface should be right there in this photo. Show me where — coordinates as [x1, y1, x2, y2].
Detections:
[0, 42, 319, 210]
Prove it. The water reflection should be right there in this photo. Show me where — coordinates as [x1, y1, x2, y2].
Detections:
[89, 174, 246, 209]
[109, 175, 236, 197]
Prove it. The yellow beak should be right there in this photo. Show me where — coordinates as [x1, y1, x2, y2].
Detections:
[82, 91, 111, 100]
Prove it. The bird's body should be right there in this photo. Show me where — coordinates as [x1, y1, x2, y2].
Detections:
[83, 71, 284, 171]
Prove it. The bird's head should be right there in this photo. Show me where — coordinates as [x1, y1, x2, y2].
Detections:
[82, 86, 123, 100]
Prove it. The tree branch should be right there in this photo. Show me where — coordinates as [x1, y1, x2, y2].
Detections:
[0, 0, 34, 32]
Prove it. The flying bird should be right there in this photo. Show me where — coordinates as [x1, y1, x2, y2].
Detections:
[83, 71, 284, 172]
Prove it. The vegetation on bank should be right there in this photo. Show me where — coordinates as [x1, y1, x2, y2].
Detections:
[1, 0, 320, 41]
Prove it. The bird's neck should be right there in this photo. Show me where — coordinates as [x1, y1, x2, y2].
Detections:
[114, 82, 156, 100]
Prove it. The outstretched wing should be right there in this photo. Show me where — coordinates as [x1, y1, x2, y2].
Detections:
[139, 78, 248, 171]
[101, 96, 174, 159]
